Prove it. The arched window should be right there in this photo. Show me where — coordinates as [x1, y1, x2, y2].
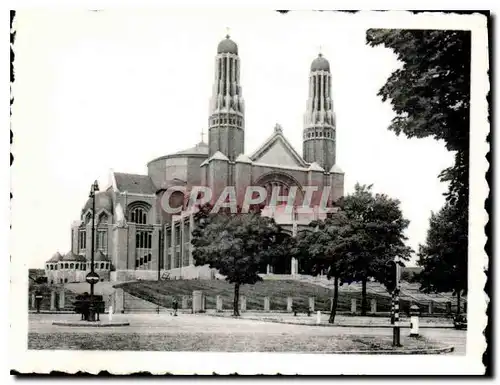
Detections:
[100, 263, 104, 269]
[70, 263, 74, 269]
[130, 207, 148, 224]
[64, 263, 69, 269]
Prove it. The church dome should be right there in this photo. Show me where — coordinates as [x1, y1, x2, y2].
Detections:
[217, 35, 238, 54]
[311, 53, 330, 72]
[82, 191, 113, 214]
[173, 141, 209, 156]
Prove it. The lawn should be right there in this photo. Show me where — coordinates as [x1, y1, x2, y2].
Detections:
[27, 331, 442, 353]
[115, 280, 395, 312]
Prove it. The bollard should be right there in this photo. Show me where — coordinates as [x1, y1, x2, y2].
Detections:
[108, 306, 113, 322]
[264, 297, 270, 312]
[428, 301, 433, 315]
[287, 297, 293, 312]
[409, 304, 420, 337]
[370, 298, 377, 314]
[351, 298, 357, 314]
[316, 311, 321, 324]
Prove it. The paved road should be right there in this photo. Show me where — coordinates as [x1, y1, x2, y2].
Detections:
[29, 313, 465, 355]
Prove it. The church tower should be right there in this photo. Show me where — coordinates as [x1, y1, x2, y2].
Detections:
[208, 34, 245, 161]
[302, 53, 336, 171]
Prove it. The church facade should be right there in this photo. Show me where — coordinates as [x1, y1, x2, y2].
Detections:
[45, 35, 344, 284]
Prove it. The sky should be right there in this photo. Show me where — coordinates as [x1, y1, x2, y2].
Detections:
[11, 10, 454, 268]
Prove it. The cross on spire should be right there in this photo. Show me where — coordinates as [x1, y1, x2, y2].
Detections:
[200, 128, 206, 143]
[318, 45, 323, 57]
[225, 26, 230, 38]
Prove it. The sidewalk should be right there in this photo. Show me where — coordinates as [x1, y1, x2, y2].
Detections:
[209, 312, 455, 328]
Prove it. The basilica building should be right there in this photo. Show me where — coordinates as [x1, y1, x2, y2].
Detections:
[45, 35, 345, 284]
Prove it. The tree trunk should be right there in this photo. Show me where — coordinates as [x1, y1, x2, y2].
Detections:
[328, 276, 339, 324]
[361, 277, 367, 316]
[456, 290, 461, 315]
[233, 282, 240, 317]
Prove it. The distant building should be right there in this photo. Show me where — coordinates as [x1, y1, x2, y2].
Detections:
[45, 35, 344, 283]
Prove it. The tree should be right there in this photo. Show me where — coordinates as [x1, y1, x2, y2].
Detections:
[191, 206, 282, 316]
[294, 211, 350, 323]
[337, 184, 412, 315]
[416, 203, 468, 314]
[366, 30, 470, 299]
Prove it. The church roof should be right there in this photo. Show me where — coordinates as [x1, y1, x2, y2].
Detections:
[173, 141, 209, 156]
[217, 35, 238, 54]
[308, 162, 325, 172]
[113, 173, 156, 195]
[249, 124, 308, 168]
[61, 251, 83, 262]
[94, 250, 109, 261]
[82, 190, 113, 214]
[47, 252, 63, 263]
[330, 164, 344, 174]
[209, 151, 229, 162]
[235, 154, 252, 164]
[311, 53, 330, 72]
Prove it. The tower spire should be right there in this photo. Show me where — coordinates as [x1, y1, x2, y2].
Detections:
[303, 52, 336, 171]
[208, 34, 245, 160]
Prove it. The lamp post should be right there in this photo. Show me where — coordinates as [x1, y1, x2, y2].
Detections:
[392, 255, 401, 347]
[86, 180, 100, 321]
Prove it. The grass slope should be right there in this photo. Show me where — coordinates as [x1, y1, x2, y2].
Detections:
[115, 280, 396, 312]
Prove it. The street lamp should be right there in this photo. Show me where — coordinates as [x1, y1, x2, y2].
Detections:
[392, 255, 401, 347]
[86, 180, 100, 321]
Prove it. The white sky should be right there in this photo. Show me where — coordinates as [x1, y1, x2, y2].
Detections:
[11, 10, 454, 268]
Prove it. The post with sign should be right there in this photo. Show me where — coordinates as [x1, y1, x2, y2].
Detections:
[87, 180, 100, 322]
[392, 255, 401, 347]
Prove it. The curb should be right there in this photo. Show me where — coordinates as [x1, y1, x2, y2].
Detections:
[204, 313, 455, 329]
[324, 345, 455, 355]
[52, 321, 130, 327]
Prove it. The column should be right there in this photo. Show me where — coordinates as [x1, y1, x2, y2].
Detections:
[58, 289, 65, 309]
[114, 288, 124, 313]
[240, 296, 247, 312]
[189, 214, 194, 265]
[308, 297, 315, 312]
[192, 290, 203, 313]
[264, 297, 270, 312]
[50, 291, 56, 311]
[291, 258, 297, 275]
[31, 293, 35, 309]
[350, 298, 356, 314]
[182, 295, 189, 309]
[287, 297, 293, 312]
[216, 295, 223, 312]
[170, 222, 176, 269]
[428, 301, 433, 315]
